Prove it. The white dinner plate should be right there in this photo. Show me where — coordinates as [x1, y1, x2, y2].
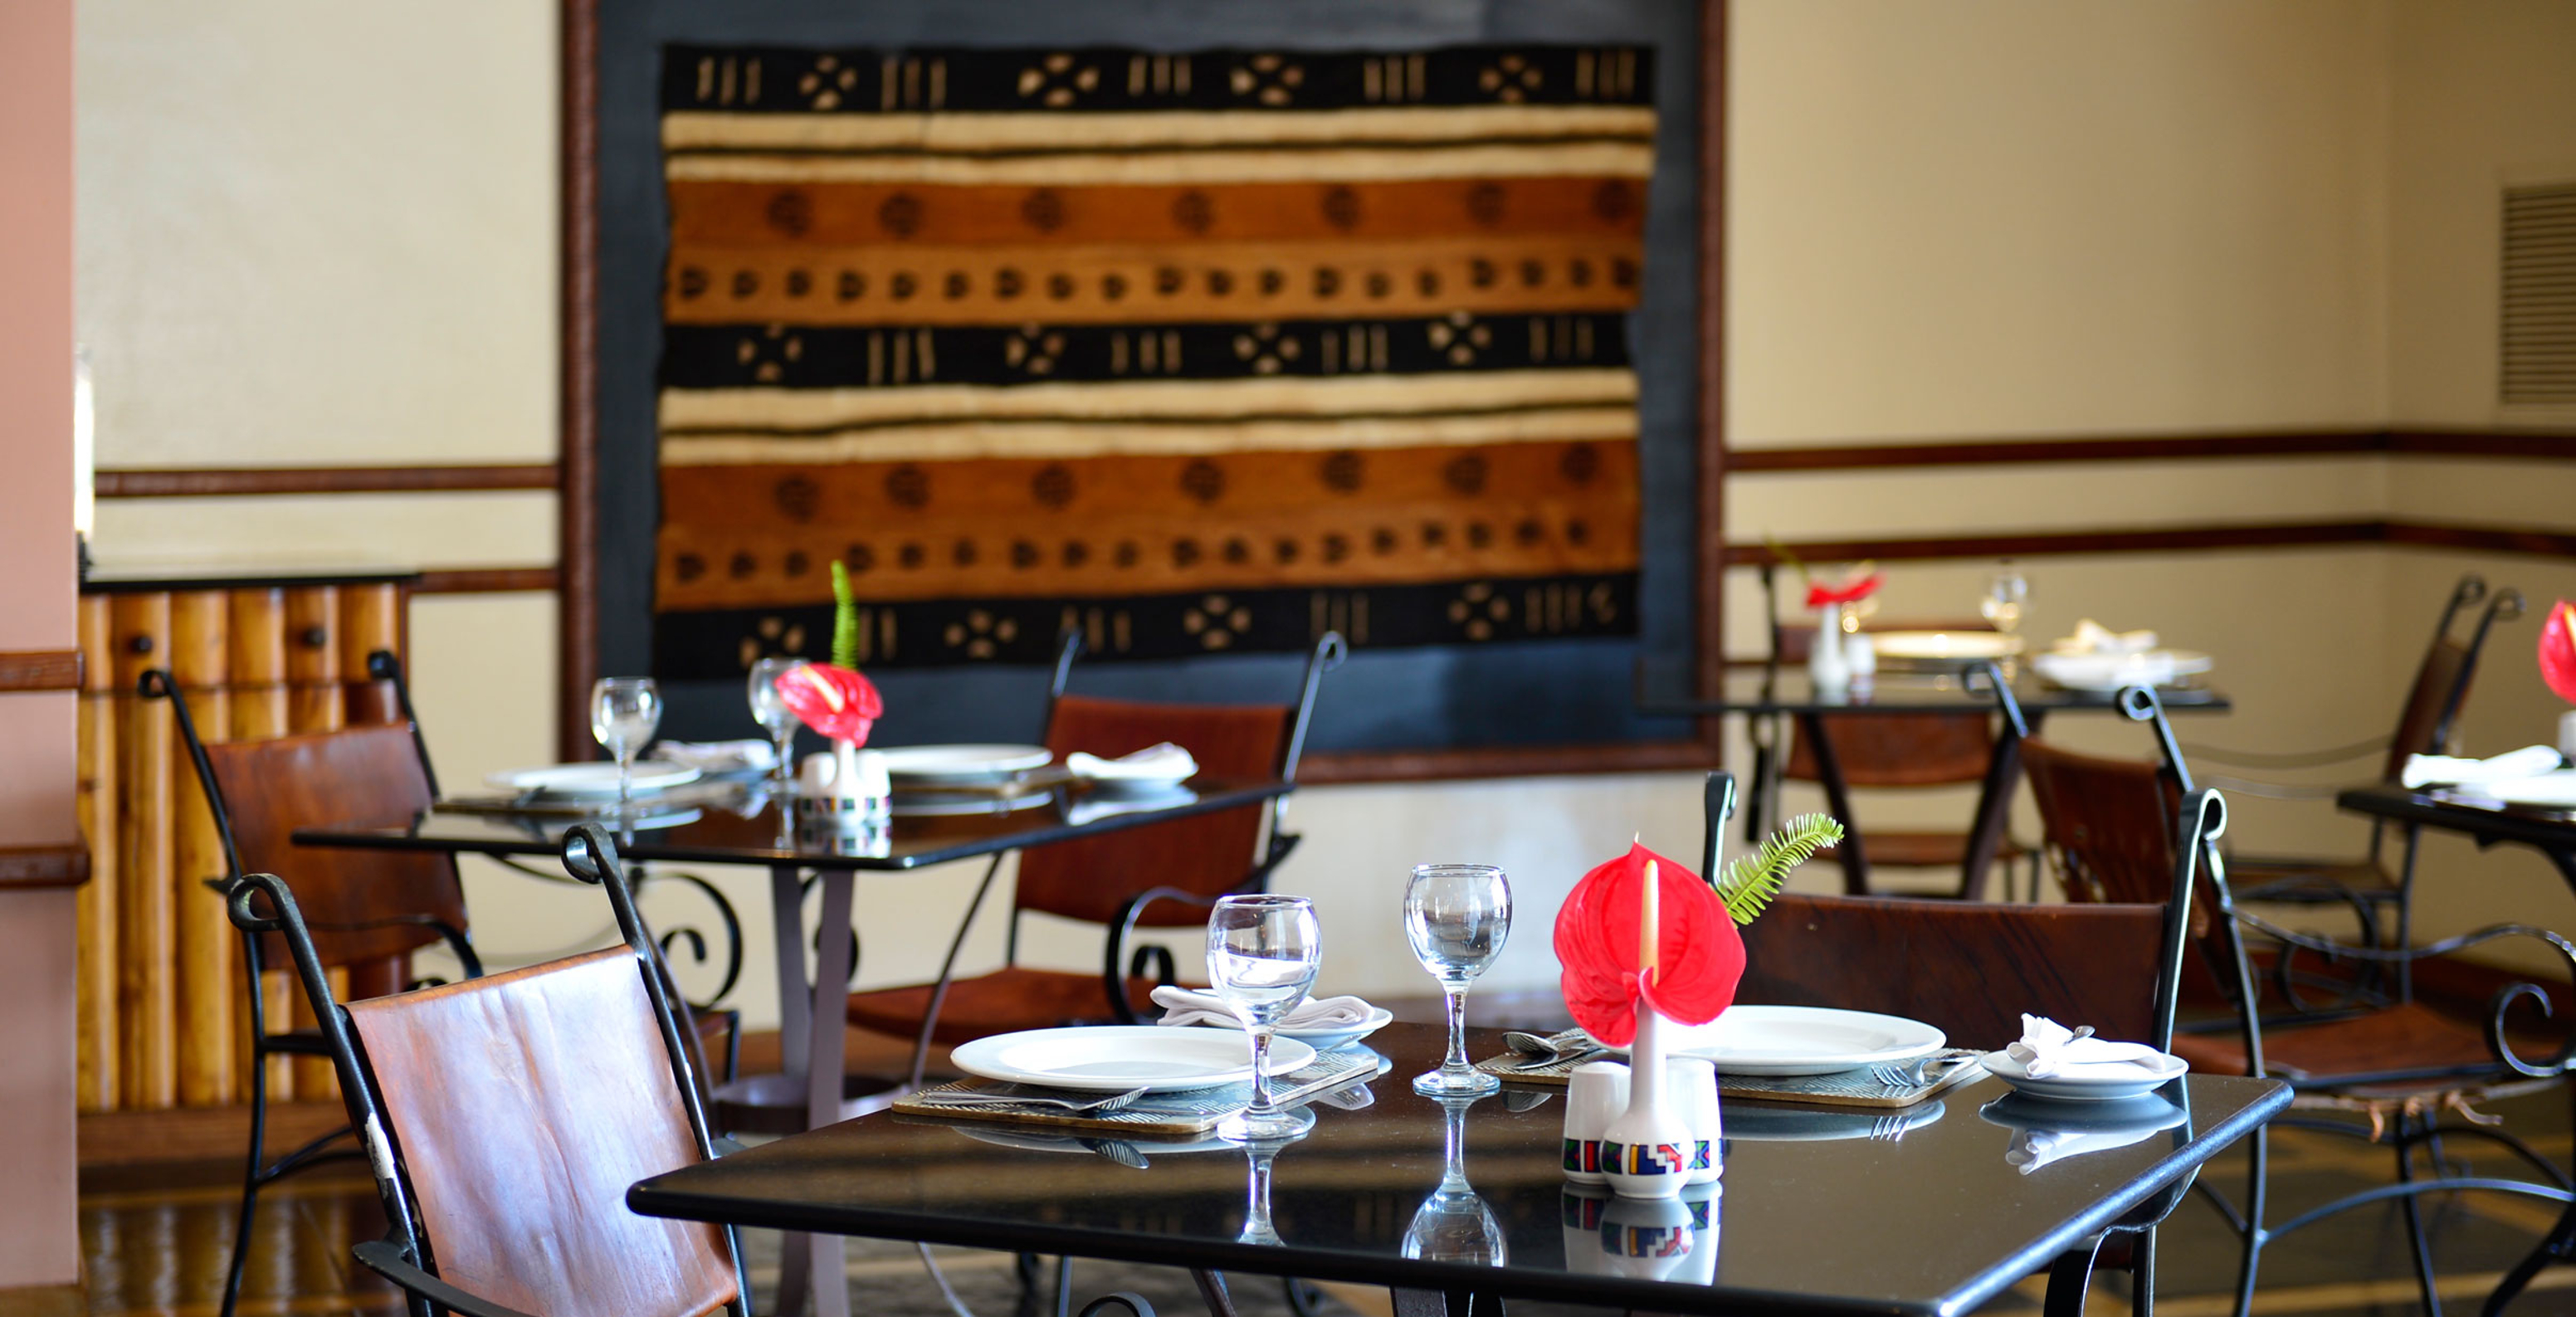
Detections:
[1187, 1006, 1396, 1053]
[1596, 1004, 1946, 1076]
[951, 1026, 1318, 1093]
[1869, 631, 2024, 662]
[876, 744, 1055, 783]
[2030, 650, 2215, 692]
[1978, 1048, 2188, 1102]
[485, 762, 701, 797]
[2470, 773, 2576, 808]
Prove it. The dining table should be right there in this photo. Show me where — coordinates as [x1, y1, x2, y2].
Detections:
[632, 1022, 2289, 1317]
[297, 770, 1292, 1317]
[1635, 659, 2231, 899]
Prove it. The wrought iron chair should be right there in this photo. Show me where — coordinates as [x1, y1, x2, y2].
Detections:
[2028, 689, 2576, 1317]
[2193, 575, 2525, 968]
[144, 666, 477, 1317]
[843, 631, 1344, 1088]
[221, 825, 745, 1317]
[1723, 768, 2194, 1315]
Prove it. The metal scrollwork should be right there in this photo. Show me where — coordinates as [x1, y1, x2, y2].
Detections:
[467, 856, 748, 1013]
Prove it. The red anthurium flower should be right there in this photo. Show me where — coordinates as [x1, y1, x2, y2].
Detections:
[1553, 841, 1745, 1046]
[1804, 568, 1885, 609]
[2542, 602, 2576, 706]
[775, 662, 884, 745]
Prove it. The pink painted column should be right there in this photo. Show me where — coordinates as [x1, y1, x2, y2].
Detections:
[0, 0, 84, 1291]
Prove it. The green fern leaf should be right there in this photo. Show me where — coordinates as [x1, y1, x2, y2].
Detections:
[1712, 813, 1845, 925]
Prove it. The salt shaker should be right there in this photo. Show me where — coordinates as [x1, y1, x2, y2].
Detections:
[1561, 1061, 1629, 1186]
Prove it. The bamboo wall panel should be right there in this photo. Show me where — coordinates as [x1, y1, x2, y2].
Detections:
[76, 596, 120, 1114]
[110, 592, 177, 1110]
[75, 578, 415, 1111]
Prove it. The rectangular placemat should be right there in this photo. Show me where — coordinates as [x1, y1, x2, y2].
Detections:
[890, 1046, 1390, 1134]
[1475, 1046, 1987, 1110]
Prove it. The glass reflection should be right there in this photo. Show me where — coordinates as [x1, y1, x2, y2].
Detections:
[1230, 1129, 1305, 1246]
[1979, 1092, 2186, 1174]
[1403, 1094, 1506, 1266]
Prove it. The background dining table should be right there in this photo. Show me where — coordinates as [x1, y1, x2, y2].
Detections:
[295, 772, 1292, 1317]
[633, 1022, 2290, 1317]
[1635, 658, 2230, 897]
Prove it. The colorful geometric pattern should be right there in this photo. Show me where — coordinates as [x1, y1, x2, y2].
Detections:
[653, 43, 1656, 675]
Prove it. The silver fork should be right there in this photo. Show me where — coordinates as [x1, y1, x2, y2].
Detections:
[1869, 1114, 1912, 1143]
[1868, 1055, 1973, 1089]
[912, 1085, 1151, 1115]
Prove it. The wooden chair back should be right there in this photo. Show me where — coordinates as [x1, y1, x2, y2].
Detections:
[224, 826, 743, 1317]
[2381, 576, 2523, 781]
[202, 724, 466, 971]
[1015, 695, 1293, 927]
[1783, 713, 1996, 787]
[1738, 892, 2168, 1051]
[346, 949, 739, 1317]
[2019, 737, 2184, 911]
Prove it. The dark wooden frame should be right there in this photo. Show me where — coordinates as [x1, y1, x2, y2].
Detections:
[549, 0, 1735, 775]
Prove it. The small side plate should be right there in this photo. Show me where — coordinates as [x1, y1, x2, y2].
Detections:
[1184, 1006, 1396, 1053]
[1978, 1048, 2188, 1102]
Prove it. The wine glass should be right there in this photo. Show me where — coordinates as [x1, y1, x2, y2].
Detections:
[748, 656, 806, 793]
[590, 676, 662, 809]
[1207, 894, 1323, 1141]
[1980, 561, 2030, 637]
[1403, 864, 1511, 1096]
[1403, 1094, 1506, 1265]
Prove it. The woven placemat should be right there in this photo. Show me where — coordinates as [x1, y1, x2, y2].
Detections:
[1476, 1046, 1987, 1110]
[890, 1046, 1390, 1135]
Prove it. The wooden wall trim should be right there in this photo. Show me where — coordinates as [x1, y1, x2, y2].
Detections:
[559, 0, 602, 764]
[1729, 519, 2576, 567]
[94, 465, 557, 498]
[1692, 0, 1728, 724]
[1726, 427, 2576, 473]
[0, 648, 81, 691]
[1302, 739, 1721, 786]
[412, 567, 561, 595]
[0, 844, 90, 890]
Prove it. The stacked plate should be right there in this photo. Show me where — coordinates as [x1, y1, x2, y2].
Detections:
[877, 744, 1056, 816]
[1867, 631, 2023, 673]
[2030, 648, 2214, 692]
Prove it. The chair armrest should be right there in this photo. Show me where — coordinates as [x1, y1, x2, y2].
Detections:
[2236, 911, 2576, 1076]
[351, 1239, 539, 1317]
[1103, 885, 1235, 1024]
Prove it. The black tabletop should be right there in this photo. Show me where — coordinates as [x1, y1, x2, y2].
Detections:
[292, 776, 1290, 871]
[1634, 661, 2232, 719]
[2339, 783, 2576, 854]
[632, 1024, 2287, 1316]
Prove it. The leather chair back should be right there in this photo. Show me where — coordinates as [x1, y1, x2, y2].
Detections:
[346, 948, 739, 1317]
[1016, 695, 1293, 927]
[205, 724, 465, 970]
[1784, 712, 1995, 788]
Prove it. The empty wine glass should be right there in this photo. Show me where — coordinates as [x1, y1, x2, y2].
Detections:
[1980, 561, 2029, 637]
[590, 676, 662, 809]
[748, 656, 806, 793]
[1403, 1094, 1506, 1265]
[1208, 894, 1323, 1141]
[1404, 864, 1511, 1096]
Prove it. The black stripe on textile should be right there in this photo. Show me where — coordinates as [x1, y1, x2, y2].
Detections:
[660, 44, 1654, 115]
[659, 313, 1632, 389]
[651, 571, 1638, 676]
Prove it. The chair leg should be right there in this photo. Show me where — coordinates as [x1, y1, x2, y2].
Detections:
[220, 1056, 271, 1317]
[2130, 1225, 2155, 1316]
[1054, 1254, 1075, 1317]
[2396, 1110, 2447, 1317]
[2230, 1126, 2266, 1317]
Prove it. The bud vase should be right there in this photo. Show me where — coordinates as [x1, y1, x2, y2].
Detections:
[1600, 1006, 1691, 1199]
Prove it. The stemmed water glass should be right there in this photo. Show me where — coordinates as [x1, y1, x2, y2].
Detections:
[590, 676, 662, 809]
[1207, 893, 1323, 1141]
[748, 656, 806, 793]
[1404, 863, 1511, 1096]
[1980, 561, 2030, 637]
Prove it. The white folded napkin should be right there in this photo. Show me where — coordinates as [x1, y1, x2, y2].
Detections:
[2401, 744, 2564, 790]
[658, 739, 777, 773]
[1151, 985, 1373, 1030]
[2008, 1014, 2168, 1079]
[1069, 742, 1199, 783]
[2054, 619, 2159, 654]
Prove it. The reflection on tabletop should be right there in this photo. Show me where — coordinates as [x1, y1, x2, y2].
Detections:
[1403, 1093, 1508, 1266]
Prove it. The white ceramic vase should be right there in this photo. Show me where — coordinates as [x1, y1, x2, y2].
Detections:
[1599, 1007, 1692, 1199]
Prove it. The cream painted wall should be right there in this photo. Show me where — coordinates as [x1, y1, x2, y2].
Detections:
[71, 0, 2576, 1034]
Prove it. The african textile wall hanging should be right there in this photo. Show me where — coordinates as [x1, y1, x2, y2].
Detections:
[653, 43, 1656, 676]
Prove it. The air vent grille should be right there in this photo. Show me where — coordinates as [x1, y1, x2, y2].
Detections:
[2503, 182, 2576, 405]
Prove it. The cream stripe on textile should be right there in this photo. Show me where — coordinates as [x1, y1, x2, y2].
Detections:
[665, 140, 1656, 186]
[661, 105, 1659, 153]
[659, 406, 1639, 465]
[656, 368, 1638, 431]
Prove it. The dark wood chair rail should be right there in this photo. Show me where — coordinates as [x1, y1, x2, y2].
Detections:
[0, 844, 93, 890]
[0, 648, 82, 692]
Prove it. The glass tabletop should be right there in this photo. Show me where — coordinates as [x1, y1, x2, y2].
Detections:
[632, 1023, 2286, 1315]
[1634, 657, 2231, 717]
[291, 774, 1290, 871]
